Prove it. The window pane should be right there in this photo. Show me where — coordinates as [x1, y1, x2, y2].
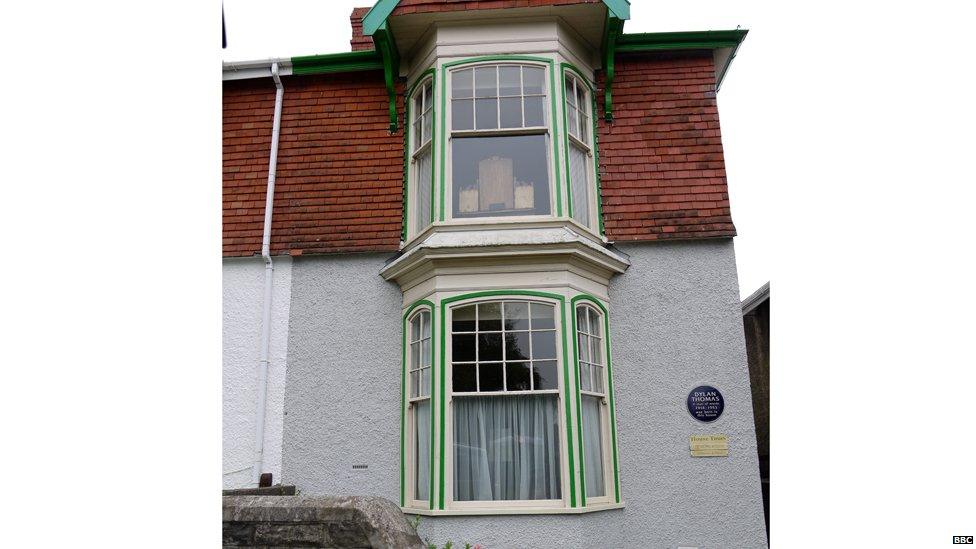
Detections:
[531, 331, 556, 359]
[421, 367, 431, 396]
[478, 302, 502, 331]
[453, 68, 473, 99]
[505, 331, 531, 361]
[453, 334, 476, 362]
[576, 307, 587, 334]
[479, 362, 504, 391]
[453, 364, 477, 392]
[422, 338, 431, 368]
[581, 394, 605, 498]
[576, 84, 586, 114]
[531, 303, 555, 330]
[475, 66, 497, 98]
[499, 97, 522, 128]
[580, 363, 592, 391]
[475, 98, 498, 129]
[499, 66, 521, 96]
[424, 82, 433, 110]
[590, 336, 602, 367]
[506, 362, 531, 391]
[423, 112, 433, 144]
[579, 113, 590, 145]
[421, 311, 431, 338]
[412, 315, 422, 340]
[523, 96, 544, 127]
[414, 93, 425, 120]
[411, 341, 421, 369]
[524, 67, 544, 95]
[454, 394, 561, 500]
[567, 105, 579, 140]
[592, 364, 604, 393]
[452, 135, 550, 218]
[565, 78, 576, 108]
[452, 99, 474, 131]
[578, 333, 590, 363]
[569, 144, 589, 227]
[415, 150, 432, 233]
[534, 360, 558, 390]
[415, 399, 431, 501]
[479, 333, 503, 361]
[588, 310, 601, 337]
[453, 305, 476, 332]
[504, 302, 529, 331]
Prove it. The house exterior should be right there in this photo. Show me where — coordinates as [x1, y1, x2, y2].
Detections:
[223, 1, 767, 546]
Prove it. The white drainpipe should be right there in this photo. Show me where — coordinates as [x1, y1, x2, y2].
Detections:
[252, 61, 284, 486]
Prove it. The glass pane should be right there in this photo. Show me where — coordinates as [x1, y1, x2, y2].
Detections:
[576, 84, 586, 114]
[424, 82, 433, 110]
[504, 302, 529, 331]
[582, 394, 605, 498]
[505, 331, 531, 361]
[415, 150, 432, 233]
[421, 311, 431, 338]
[530, 303, 555, 330]
[590, 336, 602, 366]
[411, 315, 422, 340]
[453, 334, 476, 362]
[576, 307, 587, 333]
[475, 66, 497, 98]
[478, 302, 502, 331]
[422, 338, 431, 368]
[453, 68, 473, 99]
[410, 370, 420, 398]
[475, 98, 498, 130]
[453, 305, 476, 332]
[423, 112, 433, 144]
[567, 105, 579, 139]
[499, 66, 521, 96]
[413, 120, 423, 150]
[411, 341, 421, 369]
[453, 394, 561, 501]
[592, 364, 604, 393]
[588, 310, 601, 337]
[570, 144, 589, 227]
[534, 360, 558, 390]
[565, 78, 576, 108]
[414, 93, 424, 119]
[421, 367, 431, 396]
[524, 67, 544, 95]
[499, 97, 522, 128]
[452, 99, 473, 131]
[523, 96, 544, 127]
[452, 135, 551, 218]
[453, 364, 477, 392]
[479, 362, 504, 391]
[415, 400, 431, 501]
[577, 333, 589, 363]
[506, 362, 531, 391]
[479, 333, 503, 361]
[531, 331, 557, 360]
[580, 363, 592, 391]
[579, 113, 590, 145]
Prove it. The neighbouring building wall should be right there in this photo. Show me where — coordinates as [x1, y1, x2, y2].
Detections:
[281, 253, 403, 497]
[223, 256, 293, 489]
[279, 241, 765, 548]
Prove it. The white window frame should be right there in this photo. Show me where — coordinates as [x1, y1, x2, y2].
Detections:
[574, 303, 613, 505]
[443, 297, 569, 511]
[445, 61, 556, 223]
[564, 73, 596, 231]
[406, 308, 433, 507]
[410, 77, 435, 238]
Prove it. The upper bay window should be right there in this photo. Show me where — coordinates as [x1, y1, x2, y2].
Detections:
[565, 73, 595, 229]
[450, 63, 552, 219]
[410, 78, 435, 235]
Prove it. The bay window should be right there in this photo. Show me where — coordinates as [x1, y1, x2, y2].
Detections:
[450, 64, 552, 219]
[565, 74, 594, 229]
[408, 309, 432, 504]
[411, 78, 434, 234]
[575, 303, 610, 500]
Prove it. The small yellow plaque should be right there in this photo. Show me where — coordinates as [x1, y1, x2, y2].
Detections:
[690, 434, 728, 457]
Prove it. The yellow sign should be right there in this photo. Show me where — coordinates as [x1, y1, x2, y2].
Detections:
[690, 434, 728, 457]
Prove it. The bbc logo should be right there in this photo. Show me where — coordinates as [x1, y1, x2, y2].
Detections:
[953, 536, 974, 544]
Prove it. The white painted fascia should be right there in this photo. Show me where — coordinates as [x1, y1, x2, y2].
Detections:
[380, 226, 630, 284]
[223, 58, 294, 81]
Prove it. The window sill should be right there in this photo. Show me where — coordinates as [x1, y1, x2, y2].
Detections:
[401, 501, 625, 516]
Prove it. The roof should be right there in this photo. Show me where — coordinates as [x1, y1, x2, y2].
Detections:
[741, 282, 770, 315]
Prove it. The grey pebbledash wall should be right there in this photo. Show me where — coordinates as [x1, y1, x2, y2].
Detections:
[281, 241, 767, 549]
[281, 253, 403, 499]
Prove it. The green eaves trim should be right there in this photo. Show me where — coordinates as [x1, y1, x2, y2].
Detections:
[401, 300, 437, 510]
[290, 50, 384, 75]
[570, 294, 621, 505]
[439, 290, 577, 509]
[615, 29, 748, 53]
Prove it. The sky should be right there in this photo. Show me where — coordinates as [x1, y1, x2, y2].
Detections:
[223, 0, 772, 298]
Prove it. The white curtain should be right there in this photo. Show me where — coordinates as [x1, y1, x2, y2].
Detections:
[415, 400, 431, 501]
[582, 394, 605, 498]
[453, 394, 561, 501]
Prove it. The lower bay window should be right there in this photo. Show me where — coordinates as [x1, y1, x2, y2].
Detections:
[402, 292, 621, 512]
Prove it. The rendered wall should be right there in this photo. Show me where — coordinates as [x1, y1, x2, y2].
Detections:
[281, 253, 403, 498]
[280, 241, 766, 548]
[223, 256, 293, 489]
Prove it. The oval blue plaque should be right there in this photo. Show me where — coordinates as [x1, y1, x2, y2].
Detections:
[687, 385, 724, 422]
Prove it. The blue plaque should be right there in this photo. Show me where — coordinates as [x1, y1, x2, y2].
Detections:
[687, 385, 724, 422]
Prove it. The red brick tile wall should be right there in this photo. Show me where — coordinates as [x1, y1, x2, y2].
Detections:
[350, 7, 374, 52]
[596, 52, 736, 241]
[223, 71, 404, 257]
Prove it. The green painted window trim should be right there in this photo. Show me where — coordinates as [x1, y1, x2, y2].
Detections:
[437, 55, 564, 222]
[402, 69, 437, 241]
[570, 294, 621, 504]
[401, 299, 437, 510]
[438, 290, 578, 509]
[560, 63, 605, 236]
